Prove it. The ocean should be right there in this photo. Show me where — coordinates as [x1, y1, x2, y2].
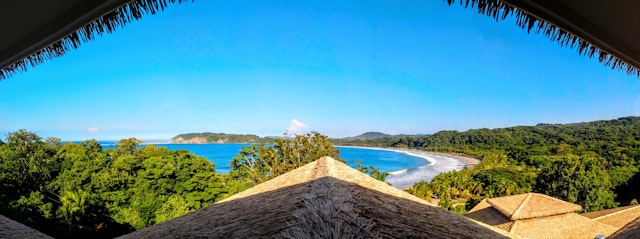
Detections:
[100, 142, 466, 187]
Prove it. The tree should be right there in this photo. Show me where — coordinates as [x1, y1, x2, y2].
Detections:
[99, 145, 224, 228]
[155, 195, 191, 223]
[406, 181, 433, 202]
[57, 190, 89, 226]
[355, 160, 389, 182]
[0, 131, 230, 238]
[51, 141, 105, 193]
[230, 132, 343, 185]
[535, 154, 617, 211]
[334, 117, 640, 212]
[0, 130, 59, 195]
[115, 138, 143, 156]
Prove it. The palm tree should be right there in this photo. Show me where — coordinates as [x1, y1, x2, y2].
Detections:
[58, 190, 89, 238]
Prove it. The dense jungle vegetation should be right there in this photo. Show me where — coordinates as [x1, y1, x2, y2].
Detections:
[0, 131, 345, 238]
[2, 116, 639, 237]
[337, 116, 640, 214]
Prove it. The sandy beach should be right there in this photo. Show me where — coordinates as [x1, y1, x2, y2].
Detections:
[408, 150, 480, 169]
[337, 146, 481, 189]
[338, 146, 480, 169]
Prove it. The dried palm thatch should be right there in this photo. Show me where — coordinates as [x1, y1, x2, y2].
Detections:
[467, 193, 620, 239]
[0, 0, 191, 80]
[0, 214, 52, 239]
[507, 213, 617, 239]
[4, 1, 640, 81]
[446, 0, 640, 77]
[119, 157, 511, 239]
[582, 205, 640, 229]
[581, 205, 638, 219]
[610, 216, 640, 239]
[467, 199, 515, 231]
[486, 193, 582, 220]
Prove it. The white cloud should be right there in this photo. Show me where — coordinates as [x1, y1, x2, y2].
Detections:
[285, 119, 308, 134]
[88, 127, 99, 133]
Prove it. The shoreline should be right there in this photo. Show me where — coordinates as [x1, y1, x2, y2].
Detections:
[336, 145, 480, 169]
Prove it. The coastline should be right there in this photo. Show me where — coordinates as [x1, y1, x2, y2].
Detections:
[337, 146, 481, 190]
[336, 145, 480, 169]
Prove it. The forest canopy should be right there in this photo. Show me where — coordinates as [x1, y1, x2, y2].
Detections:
[337, 116, 640, 214]
[0, 130, 346, 238]
[2, 116, 639, 237]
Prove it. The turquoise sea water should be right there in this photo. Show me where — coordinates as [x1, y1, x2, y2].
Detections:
[101, 142, 465, 187]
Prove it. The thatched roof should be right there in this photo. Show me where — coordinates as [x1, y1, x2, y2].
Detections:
[0, 0, 190, 80]
[582, 205, 638, 219]
[467, 193, 619, 239]
[448, 0, 640, 77]
[467, 199, 515, 231]
[506, 213, 617, 239]
[610, 216, 640, 239]
[0, 214, 52, 239]
[486, 193, 582, 220]
[119, 157, 510, 238]
[582, 205, 640, 228]
[3, 1, 640, 80]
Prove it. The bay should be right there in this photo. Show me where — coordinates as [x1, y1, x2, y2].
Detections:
[101, 143, 465, 187]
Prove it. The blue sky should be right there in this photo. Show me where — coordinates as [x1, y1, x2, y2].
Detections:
[1, 1, 639, 141]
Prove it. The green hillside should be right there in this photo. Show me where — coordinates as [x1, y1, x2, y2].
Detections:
[171, 132, 273, 144]
[336, 116, 640, 214]
[343, 132, 392, 140]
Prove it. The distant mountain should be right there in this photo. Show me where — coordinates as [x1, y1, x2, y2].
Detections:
[171, 132, 273, 144]
[330, 132, 422, 147]
[341, 132, 392, 140]
[335, 132, 428, 141]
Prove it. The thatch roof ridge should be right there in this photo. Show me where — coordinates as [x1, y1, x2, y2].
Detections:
[510, 193, 533, 219]
[470, 218, 523, 239]
[222, 156, 437, 206]
[466, 199, 516, 232]
[0, 0, 191, 80]
[591, 205, 640, 221]
[216, 155, 323, 203]
[119, 156, 511, 238]
[486, 193, 582, 220]
[581, 205, 638, 219]
[589, 205, 640, 229]
[446, 0, 640, 77]
[0, 214, 52, 239]
[610, 216, 640, 239]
